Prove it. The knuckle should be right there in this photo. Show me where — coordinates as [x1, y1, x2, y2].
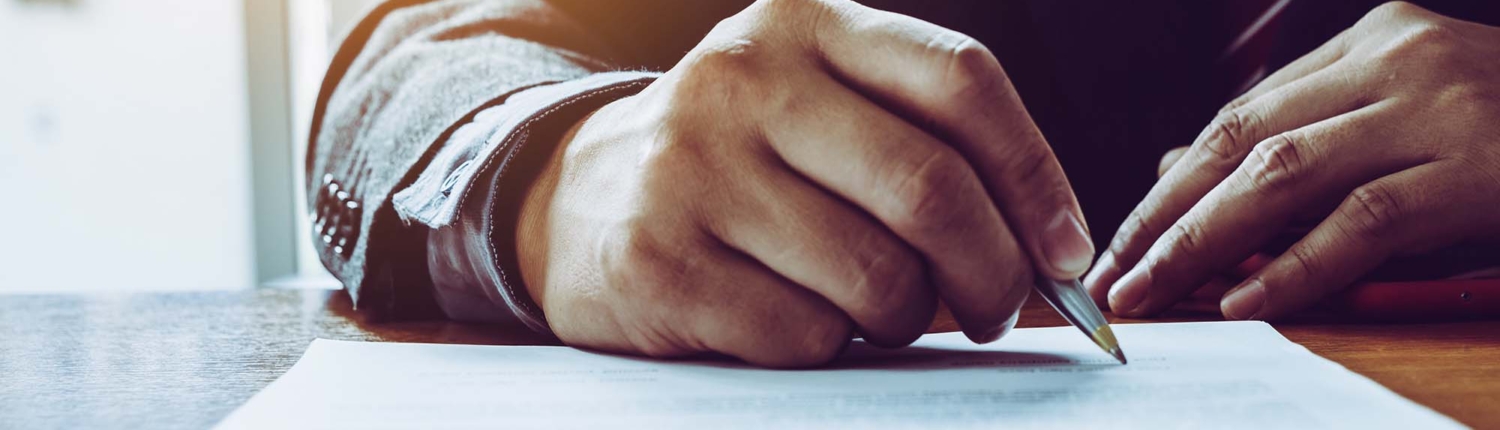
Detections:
[1163, 222, 1209, 263]
[889, 151, 973, 233]
[849, 249, 925, 320]
[1008, 142, 1057, 186]
[1200, 108, 1260, 164]
[1244, 133, 1310, 193]
[686, 39, 767, 83]
[1218, 96, 1252, 115]
[1407, 21, 1460, 46]
[1380, 1, 1431, 18]
[937, 34, 1004, 100]
[759, 0, 820, 15]
[1367, 1, 1421, 25]
[1343, 184, 1407, 240]
[1108, 210, 1153, 256]
[786, 315, 852, 366]
[1453, 82, 1493, 104]
[1286, 245, 1322, 286]
[1377, 21, 1460, 66]
[746, 0, 837, 41]
[1369, 1, 1408, 17]
[666, 78, 741, 120]
[1436, 84, 1497, 121]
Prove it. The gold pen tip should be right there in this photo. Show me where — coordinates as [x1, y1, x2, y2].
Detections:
[1091, 325, 1127, 365]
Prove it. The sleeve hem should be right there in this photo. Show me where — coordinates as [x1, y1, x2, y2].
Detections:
[393, 71, 660, 229]
[411, 72, 658, 333]
[488, 77, 656, 333]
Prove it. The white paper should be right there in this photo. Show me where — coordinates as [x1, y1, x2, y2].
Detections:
[216, 321, 1462, 430]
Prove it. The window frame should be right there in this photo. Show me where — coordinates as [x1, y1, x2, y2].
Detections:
[244, 0, 341, 289]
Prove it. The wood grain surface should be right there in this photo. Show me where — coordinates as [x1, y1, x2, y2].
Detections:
[0, 290, 1495, 429]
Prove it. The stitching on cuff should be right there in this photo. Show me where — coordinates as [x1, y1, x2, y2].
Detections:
[483, 80, 653, 332]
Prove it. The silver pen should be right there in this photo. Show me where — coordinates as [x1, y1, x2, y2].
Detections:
[1033, 276, 1128, 364]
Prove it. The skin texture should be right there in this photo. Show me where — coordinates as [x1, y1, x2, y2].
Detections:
[1086, 2, 1500, 321]
[516, 0, 1094, 367]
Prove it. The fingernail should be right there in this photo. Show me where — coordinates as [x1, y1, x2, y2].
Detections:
[1222, 281, 1266, 320]
[1042, 211, 1095, 277]
[977, 326, 1004, 344]
[1108, 266, 1149, 316]
[1083, 252, 1118, 294]
[977, 312, 1019, 344]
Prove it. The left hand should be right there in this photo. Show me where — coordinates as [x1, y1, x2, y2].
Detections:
[1085, 2, 1500, 320]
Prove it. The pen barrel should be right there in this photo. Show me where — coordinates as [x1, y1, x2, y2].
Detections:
[1032, 277, 1117, 353]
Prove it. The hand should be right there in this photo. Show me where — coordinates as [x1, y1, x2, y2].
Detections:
[517, 0, 1092, 367]
[1086, 2, 1500, 320]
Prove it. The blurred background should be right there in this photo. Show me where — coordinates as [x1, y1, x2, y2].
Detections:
[0, 0, 380, 292]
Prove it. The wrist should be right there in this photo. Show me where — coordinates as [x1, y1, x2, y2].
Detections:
[516, 108, 595, 310]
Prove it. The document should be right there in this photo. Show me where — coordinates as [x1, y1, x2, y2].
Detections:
[216, 321, 1461, 429]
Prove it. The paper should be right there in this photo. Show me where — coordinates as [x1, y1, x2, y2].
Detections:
[217, 322, 1461, 429]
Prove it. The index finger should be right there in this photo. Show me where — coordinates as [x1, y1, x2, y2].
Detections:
[1109, 104, 1397, 317]
[812, 4, 1094, 280]
[1085, 63, 1371, 305]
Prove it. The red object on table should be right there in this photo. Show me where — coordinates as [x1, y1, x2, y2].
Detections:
[1236, 253, 1500, 322]
[1322, 279, 1500, 322]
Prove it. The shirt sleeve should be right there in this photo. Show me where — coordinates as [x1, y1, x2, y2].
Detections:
[310, 0, 749, 325]
[398, 73, 657, 332]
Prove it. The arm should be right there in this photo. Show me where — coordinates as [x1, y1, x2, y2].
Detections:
[307, 0, 736, 321]
[318, 0, 1092, 368]
[512, 0, 1090, 366]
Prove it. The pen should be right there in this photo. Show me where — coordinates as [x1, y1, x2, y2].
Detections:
[1033, 276, 1128, 364]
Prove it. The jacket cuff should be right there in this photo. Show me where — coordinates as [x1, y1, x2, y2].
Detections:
[399, 71, 658, 332]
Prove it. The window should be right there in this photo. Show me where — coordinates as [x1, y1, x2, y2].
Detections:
[1, 0, 254, 292]
[0, 0, 376, 292]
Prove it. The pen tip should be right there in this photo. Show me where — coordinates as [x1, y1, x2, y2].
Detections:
[1091, 325, 1127, 365]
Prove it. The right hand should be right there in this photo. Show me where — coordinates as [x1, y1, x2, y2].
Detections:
[517, 0, 1091, 367]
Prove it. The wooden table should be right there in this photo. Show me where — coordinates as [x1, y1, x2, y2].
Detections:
[1, 290, 1496, 429]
